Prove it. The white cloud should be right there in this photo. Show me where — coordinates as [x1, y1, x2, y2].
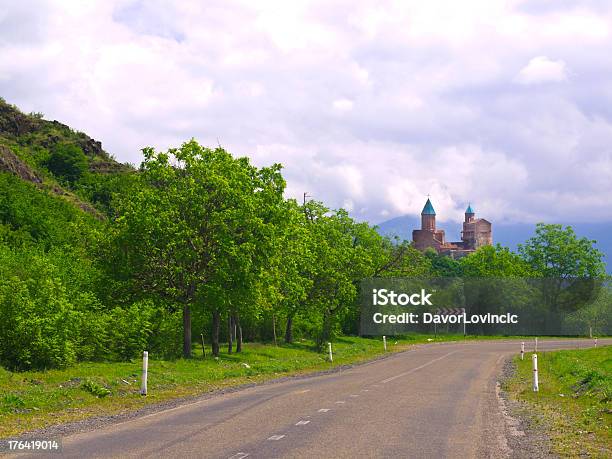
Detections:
[515, 56, 568, 84]
[1, 0, 612, 225]
[332, 98, 354, 111]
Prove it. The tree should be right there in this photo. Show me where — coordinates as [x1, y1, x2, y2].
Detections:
[302, 204, 375, 347]
[45, 143, 88, 184]
[457, 245, 536, 334]
[263, 200, 314, 344]
[518, 224, 606, 322]
[460, 244, 535, 277]
[424, 248, 463, 277]
[114, 140, 284, 357]
[518, 223, 605, 278]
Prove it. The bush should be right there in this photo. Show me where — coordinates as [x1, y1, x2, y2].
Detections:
[44, 143, 88, 184]
[0, 275, 80, 370]
[106, 303, 154, 361]
[0, 244, 159, 369]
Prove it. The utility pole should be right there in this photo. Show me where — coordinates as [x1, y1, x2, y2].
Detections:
[303, 192, 312, 220]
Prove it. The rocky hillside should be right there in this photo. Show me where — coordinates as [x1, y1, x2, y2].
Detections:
[0, 98, 134, 217]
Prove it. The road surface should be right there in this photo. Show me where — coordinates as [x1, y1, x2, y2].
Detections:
[13, 339, 610, 458]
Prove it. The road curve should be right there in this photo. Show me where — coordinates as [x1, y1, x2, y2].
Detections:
[15, 339, 610, 458]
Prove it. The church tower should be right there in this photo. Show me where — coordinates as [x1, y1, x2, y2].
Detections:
[412, 198, 492, 257]
[465, 203, 475, 223]
[421, 198, 436, 231]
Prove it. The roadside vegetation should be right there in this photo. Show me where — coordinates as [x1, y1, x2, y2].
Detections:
[505, 346, 611, 458]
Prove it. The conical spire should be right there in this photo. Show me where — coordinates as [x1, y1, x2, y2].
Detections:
[465, 203, 474, 214]
[421, 198, 436, 215]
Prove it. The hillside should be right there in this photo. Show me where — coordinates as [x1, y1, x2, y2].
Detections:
[0, 97, 133, 218]
[376, 215, 612, 272]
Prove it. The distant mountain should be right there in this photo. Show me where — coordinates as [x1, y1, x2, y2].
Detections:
[376, 215, 612, 273]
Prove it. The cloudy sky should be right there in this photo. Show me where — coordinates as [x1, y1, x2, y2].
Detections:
[2, 0, 612, 225]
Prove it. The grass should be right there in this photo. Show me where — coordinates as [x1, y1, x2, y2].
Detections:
[504, 345, 611, 458]
[0, 334, 476, 438]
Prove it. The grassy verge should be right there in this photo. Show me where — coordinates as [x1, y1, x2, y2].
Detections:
[0, 334, 478, 438]
[504, 345, 611, 458]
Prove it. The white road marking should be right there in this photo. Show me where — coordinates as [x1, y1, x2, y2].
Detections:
[349, 394, 359, 397]
[267, 435, 285, 441]
[361, 389, 369, 392]
[318, 408, 330, 412]
[228, 453, 249, 459]
[294, 389, 311, 394]
[335, 401, 345, 404]
[381, 350, 460, 384]
[295, 420, 311, 425]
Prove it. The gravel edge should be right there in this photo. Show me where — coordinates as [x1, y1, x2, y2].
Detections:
[498, 357, 557, 459]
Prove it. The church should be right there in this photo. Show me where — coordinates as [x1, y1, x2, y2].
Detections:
[412, 198, 492, 258]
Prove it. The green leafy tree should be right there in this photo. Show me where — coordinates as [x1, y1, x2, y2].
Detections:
[460, 244, 535, 277]
[519, 223, 606, 320]
[457, 245, 536, 333]
[302, 204, 373, 347]
[424, 248, 463, 277]
[518, 223, 605, 278]
[114, 140, 284, 357]
[266, 200, 316, 344]
[339, 226, 431, 335]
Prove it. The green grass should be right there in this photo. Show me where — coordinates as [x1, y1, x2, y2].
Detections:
[0, 334, 473, 438]
[504, 345, 611, 458]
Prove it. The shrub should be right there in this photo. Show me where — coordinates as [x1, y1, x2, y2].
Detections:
[0, 275, 79, 370]
[44, 143, 88, 184]
[106, 302, 154, 361]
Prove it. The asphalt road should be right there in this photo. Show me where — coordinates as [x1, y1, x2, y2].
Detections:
[14, 339, 610, 458]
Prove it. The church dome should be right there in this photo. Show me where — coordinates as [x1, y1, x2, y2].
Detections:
[421, 198, 436, 215]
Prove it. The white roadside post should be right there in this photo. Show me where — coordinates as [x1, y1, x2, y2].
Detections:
[532, 354, 539, 392]
[328, 342, 333, 363]
[383, 336, 387, 352]
[521, 342, 525, 360]
[595, 337, 598, 348]
[535, 337, 538, 352]
[140, 351, 148, 396]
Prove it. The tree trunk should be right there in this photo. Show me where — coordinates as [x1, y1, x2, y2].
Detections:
[272, 313, 277, 346]
[284, 314, 294, 344]
[212, 310, 221, 357]
[183, 303, 192, 358]
[227, 314, 234, 354]
[235, 314, 243, 353]
[318, 309, 332, 350]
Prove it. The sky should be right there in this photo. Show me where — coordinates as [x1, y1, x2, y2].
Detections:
[1, 0, 612, 225]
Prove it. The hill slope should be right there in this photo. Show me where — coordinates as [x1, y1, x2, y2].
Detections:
[0, 98, 133, 218]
